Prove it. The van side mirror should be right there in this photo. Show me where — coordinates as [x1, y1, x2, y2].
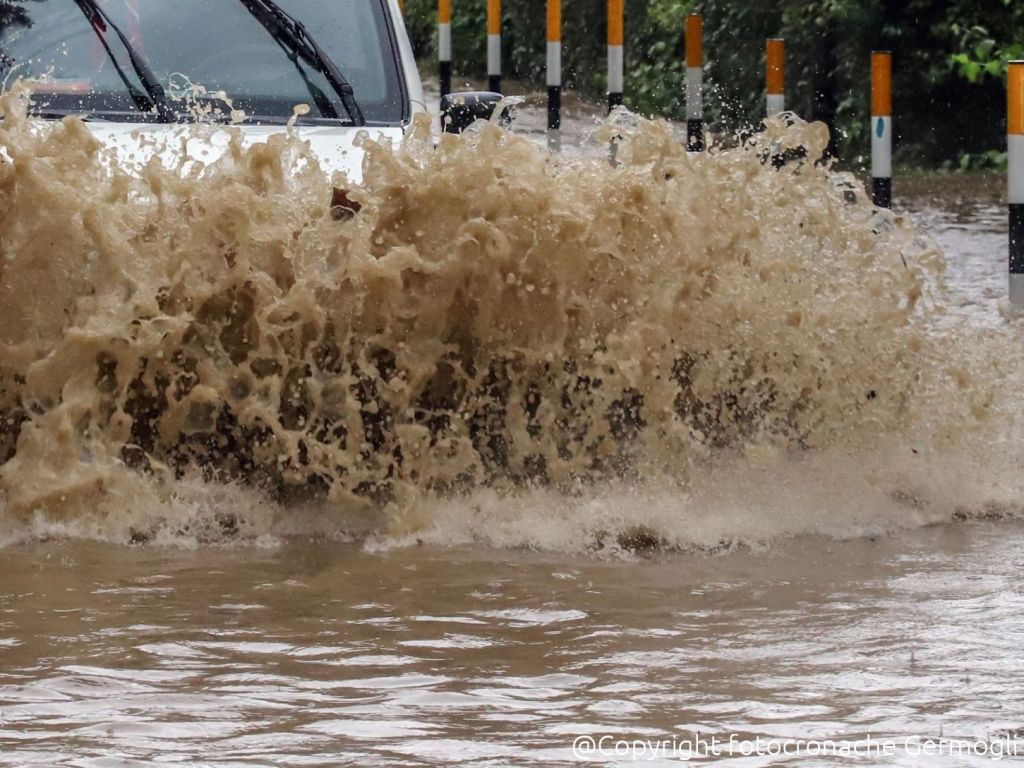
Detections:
[440, 91, 508, 134]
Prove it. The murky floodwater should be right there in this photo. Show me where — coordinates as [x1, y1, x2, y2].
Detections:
[897, 174, 1007, 328]
[3, 523, 1024, 766]
[2, 170, 1023, 766]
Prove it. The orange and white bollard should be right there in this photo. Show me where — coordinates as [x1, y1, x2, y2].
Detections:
[1009, 61, 1024, 307]
[766, 38, 785, 116]
[487, 0, 501, 93]
[547, 0, 561, 135]
[685, 14, 703, 152]
[607, 0, 624, 112]
[871, 51, 892, 208]
[438, 0, 452, 97]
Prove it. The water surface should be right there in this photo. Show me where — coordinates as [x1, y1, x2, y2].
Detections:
[2, 520, 1023, 766]
[1, 116, 1020, 765]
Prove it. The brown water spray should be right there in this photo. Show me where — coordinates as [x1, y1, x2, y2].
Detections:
[0, 84, 1010, 545]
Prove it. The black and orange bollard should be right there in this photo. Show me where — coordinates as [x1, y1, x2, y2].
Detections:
[487, 0, 501, 93]
[1009, 61, 1024, 308]
[685, 14, 703, 152]
[607, 0, 624, 112]
[870, 51, 892, 208]
[766, 38, 785, 116]
[438, 0, 452, 98]
[547, 0, 561, 137]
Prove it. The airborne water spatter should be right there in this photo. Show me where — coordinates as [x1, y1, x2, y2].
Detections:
[0, 86, 1011, 547]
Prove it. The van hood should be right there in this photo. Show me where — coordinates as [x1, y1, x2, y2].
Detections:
[83, 121, 405, 183]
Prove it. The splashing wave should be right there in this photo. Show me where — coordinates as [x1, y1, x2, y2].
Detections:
[0, 86, 1017, 550]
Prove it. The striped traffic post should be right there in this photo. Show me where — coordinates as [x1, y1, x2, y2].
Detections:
[438, 0, 452, 98]
[766, 38, 785, 116]
[871, 51, 892, 208]
[1009, 61, 1024, 308]
[487, 0, 501, 93]
[607, 0, 623, 112]
[547, 0, 561, 135]
[685, 14, 704, 152]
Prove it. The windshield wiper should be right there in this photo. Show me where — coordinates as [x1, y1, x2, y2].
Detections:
[236, 0, 366, 126]
[72, 0, 174, 123]
[68, 6, 150, 115]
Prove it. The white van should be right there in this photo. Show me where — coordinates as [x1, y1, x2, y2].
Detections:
[0, 0, 499, 179]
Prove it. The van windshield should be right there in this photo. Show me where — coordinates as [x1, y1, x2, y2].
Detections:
[0, 0, 406, 125]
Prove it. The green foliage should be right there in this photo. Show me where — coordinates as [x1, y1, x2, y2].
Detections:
[951, 31, 1023, 83]
[400, 0, 1022, 167]
[954, 149, 1007, 171]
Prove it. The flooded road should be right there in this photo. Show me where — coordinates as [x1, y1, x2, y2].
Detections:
[897, 173, 1007, 327]
[2, 523, 1024, 766]
[2, 173, 1023, 766]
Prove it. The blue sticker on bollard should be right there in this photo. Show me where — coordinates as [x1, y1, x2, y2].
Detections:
[875, 117, 885, 138]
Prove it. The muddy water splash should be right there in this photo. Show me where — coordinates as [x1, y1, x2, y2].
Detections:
[0, 87, 1014, 548]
